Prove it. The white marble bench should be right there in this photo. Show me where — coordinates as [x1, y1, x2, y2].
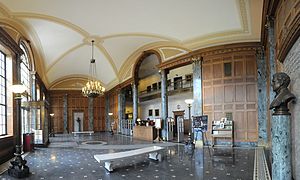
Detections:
[72, 131, 94, 136]
[94, 146, 164, 172]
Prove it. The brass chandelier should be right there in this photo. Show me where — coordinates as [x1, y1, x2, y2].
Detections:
[82, 40, 105, 98]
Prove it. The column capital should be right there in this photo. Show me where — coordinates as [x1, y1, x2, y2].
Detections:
[191, 56, 203, 63]
[265, 15, 275, 29]
[255, 47, 265, 58]
[159, 69, 169, 75]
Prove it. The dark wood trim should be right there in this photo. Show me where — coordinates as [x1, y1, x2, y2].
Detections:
[119, 77, 133, 89]
[278, 12, 300, 63]
[158, 42, 261, 70]
[0, 27, 23, 55]
[261, 0, 280, 49]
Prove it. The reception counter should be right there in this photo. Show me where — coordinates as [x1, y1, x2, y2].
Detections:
[133, 126, 157, 141]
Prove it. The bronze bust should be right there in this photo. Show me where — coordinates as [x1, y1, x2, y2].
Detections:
[269, 72, 295, 115]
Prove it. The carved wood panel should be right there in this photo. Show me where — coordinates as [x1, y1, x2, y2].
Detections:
[49, 90, 106, 133]
[202, 51, 258, 143]
[275, 0, 300, 62]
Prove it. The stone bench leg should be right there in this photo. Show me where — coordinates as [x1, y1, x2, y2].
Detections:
[104, 161, 113, 172]
[148, 152, 162, 161]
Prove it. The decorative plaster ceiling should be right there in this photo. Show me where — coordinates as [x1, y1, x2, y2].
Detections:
[0, 0, 263, 90]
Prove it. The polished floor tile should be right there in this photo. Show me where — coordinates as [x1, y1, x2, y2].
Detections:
[0, 133, 254, 180]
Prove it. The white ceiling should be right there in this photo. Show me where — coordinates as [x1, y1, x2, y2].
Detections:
[0, 0, 263, 90]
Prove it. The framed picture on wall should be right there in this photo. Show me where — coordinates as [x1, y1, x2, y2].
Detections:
[155, 109, 159, 116]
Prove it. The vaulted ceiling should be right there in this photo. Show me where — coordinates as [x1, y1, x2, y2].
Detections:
[0, 0, 263, 90]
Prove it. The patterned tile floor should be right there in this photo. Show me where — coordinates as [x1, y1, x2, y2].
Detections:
[0, 133, 255, 180]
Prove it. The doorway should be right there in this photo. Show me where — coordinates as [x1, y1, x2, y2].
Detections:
[73, 112, 84, 132]
[172, 110, 185, 138]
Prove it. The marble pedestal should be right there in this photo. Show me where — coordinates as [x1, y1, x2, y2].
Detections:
[271, 115, 292, 180]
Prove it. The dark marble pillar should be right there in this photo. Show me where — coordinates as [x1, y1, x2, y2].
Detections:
[193, 57, 203, 116]
[272, 115, 292, 180]
[132, 82, 138, 124]
[105, 95, 110, 131]
[256, 49, 268, 145]
[88, 97, 94, 131]
[63, 94, 68, 133]
[161, 69, 168, 139]
[118, 89, 126, 133]
[269, 72, 295, 180]
[192, 57, 203, 141]
[267, 17, 276, 112]
[194, 147, 204, 178]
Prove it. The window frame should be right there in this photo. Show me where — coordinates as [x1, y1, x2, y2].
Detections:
[0, 50, 7, 136]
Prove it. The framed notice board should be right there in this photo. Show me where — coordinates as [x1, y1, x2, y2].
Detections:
[193, 115, 208, 132]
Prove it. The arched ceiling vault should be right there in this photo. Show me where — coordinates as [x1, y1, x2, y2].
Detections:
[0, 0, 263, 90]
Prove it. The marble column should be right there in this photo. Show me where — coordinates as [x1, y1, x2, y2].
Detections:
[192, 57, 203, 141]
[194, 147, 204, 178]
[105, 95, 110, 131]
[63, 94, 68, 133]
[271, 115, 292, 180]
[30, 71, 37, 131]
[256, 49, 268, 145]
[267, 17, 276, 112]
[118, 89, 126, 134]
[88, 97, 94, 131]
[160, 69, 168, 140]
[132, 82, 138, 124]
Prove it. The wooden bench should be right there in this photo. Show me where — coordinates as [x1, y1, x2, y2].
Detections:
[72, 131, 94, 136]
[94, 146, 164, 172]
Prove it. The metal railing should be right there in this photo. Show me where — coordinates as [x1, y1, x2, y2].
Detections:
[139, 78, 193, 98]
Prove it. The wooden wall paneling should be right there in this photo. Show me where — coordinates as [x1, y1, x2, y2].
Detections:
[203, 87, 213, 104]
[234, 61, 244, 77]
[224, 85, 234, 103]
[247, 111, 258, 141]
[246, 59, 256, 76]
[246, 84, 257, 102]
[213, 86, 224, 104]
[213, 63, 222, 79]
[203, 64, 212, 80]
[235, 85, 245, 102]
[234, 111, 246, 141]
[93, 96, 105, 132]
[49, 90, 106, 133]
[201, 52, 258, 143]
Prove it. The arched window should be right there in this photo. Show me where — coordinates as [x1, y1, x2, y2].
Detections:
[20, 42, 32, 134]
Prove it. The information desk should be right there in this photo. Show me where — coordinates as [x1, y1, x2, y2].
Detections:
[133, 126, 157, 141]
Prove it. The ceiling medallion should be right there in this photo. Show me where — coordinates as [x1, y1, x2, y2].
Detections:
[82, 40, 105, 98]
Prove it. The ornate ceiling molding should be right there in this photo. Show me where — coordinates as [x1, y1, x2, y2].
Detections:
[158, 42, 261, 70]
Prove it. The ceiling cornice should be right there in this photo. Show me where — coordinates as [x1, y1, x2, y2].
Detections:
[158, 42, 261, 70]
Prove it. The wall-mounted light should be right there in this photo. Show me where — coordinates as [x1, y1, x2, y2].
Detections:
[10, 84, 27, 99]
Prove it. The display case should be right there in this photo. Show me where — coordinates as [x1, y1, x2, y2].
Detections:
[211, 119, 234, 147]
[22, 100, 49, 147]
